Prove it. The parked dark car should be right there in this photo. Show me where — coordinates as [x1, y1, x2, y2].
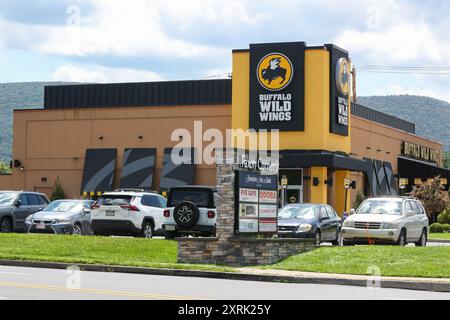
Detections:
[26, 200, 94, 235]
[278, 203, 342, 245]
[0, 191, 50, 233]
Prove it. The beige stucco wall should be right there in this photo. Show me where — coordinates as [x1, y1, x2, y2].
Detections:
[6, 105, 231, 199]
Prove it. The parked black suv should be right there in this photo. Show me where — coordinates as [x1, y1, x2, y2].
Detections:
[0, 191, 50, 233]
[162, 186, 217, 239]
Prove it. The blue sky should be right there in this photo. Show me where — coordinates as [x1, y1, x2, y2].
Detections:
[1, 0, 450, 102]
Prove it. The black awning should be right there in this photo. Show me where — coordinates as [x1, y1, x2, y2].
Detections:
[398, 156, 450, 182]
[280, 150, 368, 172]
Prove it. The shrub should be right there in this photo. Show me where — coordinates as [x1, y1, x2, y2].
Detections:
[442, 224, 450, 233]
[437, 209, 450, 224]
[353, 191, 366, 210]
[430, 223, 445, 233]
[50, 177, 67, 201]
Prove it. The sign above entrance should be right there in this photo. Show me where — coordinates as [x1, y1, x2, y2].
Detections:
[249, 42, 306, 132]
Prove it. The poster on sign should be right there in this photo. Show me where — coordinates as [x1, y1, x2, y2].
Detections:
[258, 204, 277, 218]
[259, 190, 277, 204]
[239, 203, 258, 217]
[239, 219, 259, 233]
[239, 188, 258, 203]
[259, 218, 277, 233]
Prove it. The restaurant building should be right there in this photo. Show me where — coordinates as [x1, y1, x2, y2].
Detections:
[0, 41, 448, 215]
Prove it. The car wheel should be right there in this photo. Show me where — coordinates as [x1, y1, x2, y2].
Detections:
[72, 223, 82, 236]
[331, 229, 343, 246]
[415, 229, 427, 247]
[342, 240, 354, 246]
[314, 230, 321, 245]
[164, 231, 177, 240]
[0, 217, 13, 233]
[396, 229, 407, 247]
[141, 222, 154, 239]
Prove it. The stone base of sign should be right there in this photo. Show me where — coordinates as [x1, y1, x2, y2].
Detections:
[177, 237, 316, 267]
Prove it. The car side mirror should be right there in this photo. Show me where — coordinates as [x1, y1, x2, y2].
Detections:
[407, 210, 416, 217]
[350, 209, 356, 215]
[15, 199, 22, 207]
[321, 216, 330, 221]
[82, 208, 91, 215]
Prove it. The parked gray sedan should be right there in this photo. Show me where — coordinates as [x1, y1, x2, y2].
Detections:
[25, 200, 94, 235]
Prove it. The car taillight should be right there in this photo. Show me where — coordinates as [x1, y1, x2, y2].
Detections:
[163, 209, 170, 218]
[120, 205, 140, 212]
[91, 204, 100, 209]
[207, 211, 215, 219]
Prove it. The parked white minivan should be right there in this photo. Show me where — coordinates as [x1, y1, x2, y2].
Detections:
[342, 197, 429, 246]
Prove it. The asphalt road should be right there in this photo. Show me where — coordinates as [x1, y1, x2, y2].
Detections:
[0, 266, 449, 300]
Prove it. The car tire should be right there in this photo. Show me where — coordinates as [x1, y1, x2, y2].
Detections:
[331, 229, 343, 246]
[342, 240, 354, 246]
[415, 229, 427, 247]
[396, 229, 407, 247]
[173, 201, 200, 229]
[314, 230, 321, 245]
[0, 217, 13, 233]
[141, 221, 154, 239]
[72, 223, 83, 236]
[164, 231, 177, 240]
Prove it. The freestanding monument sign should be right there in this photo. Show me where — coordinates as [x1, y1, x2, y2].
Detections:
[177, 151, 316, 267]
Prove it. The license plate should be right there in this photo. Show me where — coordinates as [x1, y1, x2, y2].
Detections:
[36, 223, 46, 230]
[165, 225, 176, 231]
[105, 210, 116, 217]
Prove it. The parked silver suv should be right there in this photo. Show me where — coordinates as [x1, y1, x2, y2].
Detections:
[342, 197, 429, 246]
[0, 191, 50, 233]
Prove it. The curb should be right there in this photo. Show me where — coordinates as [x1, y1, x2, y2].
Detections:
[429, 239, 450, 244]
[0, 259, 449, 293]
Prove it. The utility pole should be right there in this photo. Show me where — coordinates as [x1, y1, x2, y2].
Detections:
[351, 64, 357, 103]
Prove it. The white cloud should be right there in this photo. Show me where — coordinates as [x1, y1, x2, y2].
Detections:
[50, 64, 163, 83]
[336, 23, 445, 64]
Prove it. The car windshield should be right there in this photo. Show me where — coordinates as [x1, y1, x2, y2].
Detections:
[357, 200, 403, 215]
[44, 200, 83, 213]
[169, 190, 211, 208]
[278, 205, 317, 220]
[0, 193, 17, 206]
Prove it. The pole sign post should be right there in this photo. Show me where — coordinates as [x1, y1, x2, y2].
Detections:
[236, 171, 278, 235]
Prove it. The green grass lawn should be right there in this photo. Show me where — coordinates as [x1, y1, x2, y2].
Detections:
[429, 233, 450, 240]
[0, 234, 234, 272]
[266, 246, 450, 278]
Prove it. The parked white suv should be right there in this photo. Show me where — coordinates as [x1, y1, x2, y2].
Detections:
[342, 197, 429, 246]
[162, 186, 217, 239]
[91, 190, 167, 238]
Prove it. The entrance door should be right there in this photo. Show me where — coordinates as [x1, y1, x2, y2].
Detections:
[279, 168, 303, 207]
[285, 187, 303, 205]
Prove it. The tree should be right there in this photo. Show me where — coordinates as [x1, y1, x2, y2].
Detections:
[50, 177, 67, 201]
[0, 162, 11, 175]
[353, 191, 366, 210]
[409, 176, 449, 223]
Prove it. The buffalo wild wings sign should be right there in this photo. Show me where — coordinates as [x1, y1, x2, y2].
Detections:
[401, 141, 441, 164]
[249, 42, 305, 131]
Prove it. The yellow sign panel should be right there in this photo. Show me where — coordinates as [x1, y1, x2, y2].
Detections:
[441, 178, 448, 185]
[414, 178, 422, 185]
[257, 53, 293, 91]
[281, 176, 288, 186]
[399, 178, 409, 187]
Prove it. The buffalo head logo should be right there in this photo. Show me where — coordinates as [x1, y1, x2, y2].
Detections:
[257, 53, 293, 91]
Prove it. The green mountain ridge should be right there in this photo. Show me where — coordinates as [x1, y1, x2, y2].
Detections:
[0, 83, 449, 163]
